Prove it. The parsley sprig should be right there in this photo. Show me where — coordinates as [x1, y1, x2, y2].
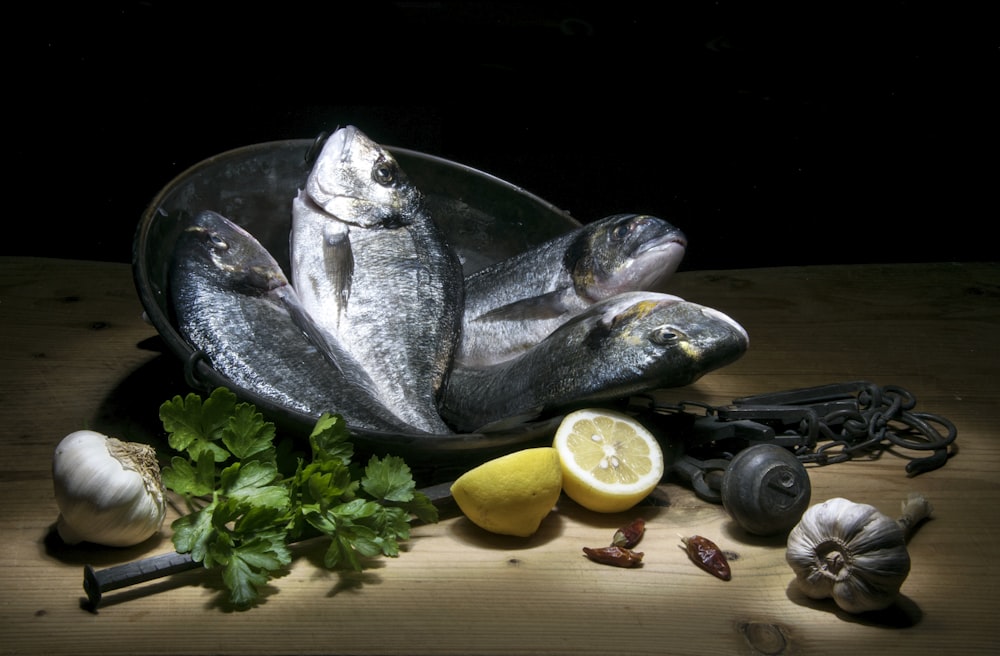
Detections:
[159, 387, 438, 608]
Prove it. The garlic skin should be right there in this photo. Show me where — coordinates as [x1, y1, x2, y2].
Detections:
[785, 496, 929, 614]
[52, 430, 167, 547]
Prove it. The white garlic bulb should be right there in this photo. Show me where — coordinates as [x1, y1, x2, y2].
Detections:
[785, 494, 932, 614]
[52, 430, 167, 547]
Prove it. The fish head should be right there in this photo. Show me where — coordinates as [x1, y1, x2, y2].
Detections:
[305, 125, 422, 229]
[570, 214, 687, 301]
[589, 292, 748, 388]
[178, 210, 289, 294]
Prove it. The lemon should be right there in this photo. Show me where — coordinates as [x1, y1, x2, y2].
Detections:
[450, 447, 563, 537]
[553, 408, 664, 513]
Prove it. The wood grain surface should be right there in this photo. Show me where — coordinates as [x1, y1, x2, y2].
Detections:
[2, 257, 997, 655]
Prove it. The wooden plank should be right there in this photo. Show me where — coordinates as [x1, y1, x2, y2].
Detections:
[1, 257, 997, 655]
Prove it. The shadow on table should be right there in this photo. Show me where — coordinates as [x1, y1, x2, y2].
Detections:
[785, 580, 923, 628]
[91, 336, 194, 453]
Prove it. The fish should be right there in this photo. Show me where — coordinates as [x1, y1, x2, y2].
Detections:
[457, 213, 687, 367]
[169, 209, 422, 434]
[439, 291, 749, 433]
[291, 125, 463, 434]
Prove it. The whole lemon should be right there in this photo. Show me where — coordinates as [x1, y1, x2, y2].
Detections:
[450, 447, 563, 537]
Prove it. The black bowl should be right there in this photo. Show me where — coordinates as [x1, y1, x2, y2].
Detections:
[132, 138, 581, 474]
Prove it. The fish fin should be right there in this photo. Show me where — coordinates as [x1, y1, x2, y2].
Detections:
[276, 287, 384, 403]
[322, 222, 354, 323]
[473, 288, 574, 323]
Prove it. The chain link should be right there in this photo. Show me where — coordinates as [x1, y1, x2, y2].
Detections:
[632, 381, 957, 476]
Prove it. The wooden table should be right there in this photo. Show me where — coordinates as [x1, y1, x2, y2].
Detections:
[2, 257, 998, 655]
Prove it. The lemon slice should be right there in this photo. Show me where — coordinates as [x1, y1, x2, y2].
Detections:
[553, 408, 664, 513]
[450, 447, 563, 537]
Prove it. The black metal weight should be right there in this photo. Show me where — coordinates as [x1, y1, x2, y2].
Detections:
[721, 443, 811, 536]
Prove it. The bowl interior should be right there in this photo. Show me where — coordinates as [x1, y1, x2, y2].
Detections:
[132, 138, 582, 470]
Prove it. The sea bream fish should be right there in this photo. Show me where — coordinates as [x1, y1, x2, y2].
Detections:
[457, 213, 687, 367]
[291, 126, 463, 434]
[440, 291, 749, 433]
[169, 209, 420, 434]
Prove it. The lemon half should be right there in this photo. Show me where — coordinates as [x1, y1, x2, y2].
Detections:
[450, 447, 563, 537]
[553, 408, 664, 513]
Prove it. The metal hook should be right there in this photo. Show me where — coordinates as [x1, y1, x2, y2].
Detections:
[183, 349, 215, 393]
[304, 131, 331, 166]
[669, 454, 730, 503]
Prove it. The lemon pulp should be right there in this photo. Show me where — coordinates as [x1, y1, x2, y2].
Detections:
[553, 408, 664, 513]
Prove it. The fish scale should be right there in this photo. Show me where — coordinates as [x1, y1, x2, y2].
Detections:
[441, 291, 750, 433]
[458, 213, 687, 368]
[170, 210, 420, 434]
[292, 126, 462, 434]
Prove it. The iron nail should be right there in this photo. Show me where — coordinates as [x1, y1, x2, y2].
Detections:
[83, 551, 198, 609]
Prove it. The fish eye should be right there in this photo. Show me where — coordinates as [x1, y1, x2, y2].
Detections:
[208, 233, 229, 251]
[612, 222, 633, 240]
[651, 326, 680, 345]
[372, 159, 396, 186]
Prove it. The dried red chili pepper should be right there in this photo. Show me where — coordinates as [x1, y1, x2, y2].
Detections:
[583, 545, 644, 568]
[612, 517, 645, 549]
[680, 534, 732, 581]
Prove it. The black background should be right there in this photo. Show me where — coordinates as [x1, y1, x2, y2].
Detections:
[15, 2, 995, 272]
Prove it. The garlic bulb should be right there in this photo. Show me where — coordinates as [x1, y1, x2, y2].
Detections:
[785, 494, 932, 614]
[52, 430, 167, 547]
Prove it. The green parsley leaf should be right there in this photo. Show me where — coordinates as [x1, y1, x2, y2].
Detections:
[321, 518, 382, 571]
[308, 413, 354, 463]
[222, 403, 276, 462]
[160, 452, 216, 498]
[159, 388, 235, 463]
[171, 499, 217, 563]
[221, 531, 292, 608]
[366, 506, 413, 552]
[223, 554, 270, 608]
[160, 387, 435, 609]
[361, 455, 439, 525]
[401, 492, 440, 526]
[220, 461, 289, 510]
[362, 455, 415, 502]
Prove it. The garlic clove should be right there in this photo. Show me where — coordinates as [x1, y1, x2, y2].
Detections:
[52, 430, 167, 547]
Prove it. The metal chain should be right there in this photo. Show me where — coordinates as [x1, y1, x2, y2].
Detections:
[632, 381, 958, 476]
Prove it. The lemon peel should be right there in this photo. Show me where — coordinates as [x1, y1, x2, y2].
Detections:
[450, 447, 563, 537]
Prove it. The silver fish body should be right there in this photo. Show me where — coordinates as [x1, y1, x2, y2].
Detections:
[170, 210, 420, 434]
[291, 126, 463, 433]
[440, 291, 749, 433]
[458, 213, 687, 367]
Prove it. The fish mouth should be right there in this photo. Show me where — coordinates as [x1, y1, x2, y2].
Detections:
[633, 231, 688, 257]
[614, 235, 686, 292]
[663, 305, 749, 382]
[242, 262, 288, 293]
[258, 268, 288, 291]
[301, 187, 407, 229]
[325, 126, 354, 164]
[699, 306, 750, 348]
